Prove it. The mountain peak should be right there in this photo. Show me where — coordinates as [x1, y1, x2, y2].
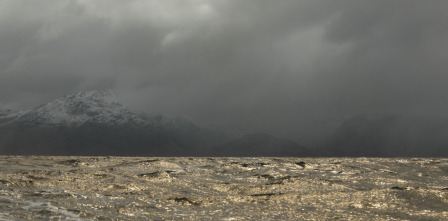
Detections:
[67, 89, 117, 101]
[52, 89, 122, 113]
[4, 90, 145, 126]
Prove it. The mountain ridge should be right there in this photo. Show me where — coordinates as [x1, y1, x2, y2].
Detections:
[0, 90, 310, 156]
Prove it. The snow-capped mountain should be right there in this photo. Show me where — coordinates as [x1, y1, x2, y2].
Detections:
[0, 90, 309, 156]
[0, 90, 149, 127]
[0, 90, 224, 155]
[0, 90, 201, 129]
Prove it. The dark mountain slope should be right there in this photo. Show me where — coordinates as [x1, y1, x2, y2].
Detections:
[214, 133, 311, 157]
[324, 115, 448, 157]
[0, 90, 228, 156]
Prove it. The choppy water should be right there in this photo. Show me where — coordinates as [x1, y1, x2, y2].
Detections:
[0, 156, 447, 220]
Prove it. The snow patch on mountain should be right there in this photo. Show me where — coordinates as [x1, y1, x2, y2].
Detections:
[0, 109, 13, 116]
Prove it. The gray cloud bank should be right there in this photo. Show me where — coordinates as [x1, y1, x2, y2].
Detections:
[1, 0, 448, 144]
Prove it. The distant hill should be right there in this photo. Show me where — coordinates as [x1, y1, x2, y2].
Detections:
[214, 133, 311, 157]
[323, 114, 448, 157]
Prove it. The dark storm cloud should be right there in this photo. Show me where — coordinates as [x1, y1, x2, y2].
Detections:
[1, 0, 448, 142]
[318, 0, 448, 116]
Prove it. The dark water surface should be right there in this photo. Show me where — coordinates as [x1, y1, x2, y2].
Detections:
[0, 156, 447, 220]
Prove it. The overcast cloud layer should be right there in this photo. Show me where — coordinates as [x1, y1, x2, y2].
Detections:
[1, 0, 448, 141]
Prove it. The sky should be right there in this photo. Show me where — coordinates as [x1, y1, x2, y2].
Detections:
[1, 0, 448, 142]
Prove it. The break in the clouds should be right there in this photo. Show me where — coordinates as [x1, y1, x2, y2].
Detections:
[1, 0, 448, 140]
